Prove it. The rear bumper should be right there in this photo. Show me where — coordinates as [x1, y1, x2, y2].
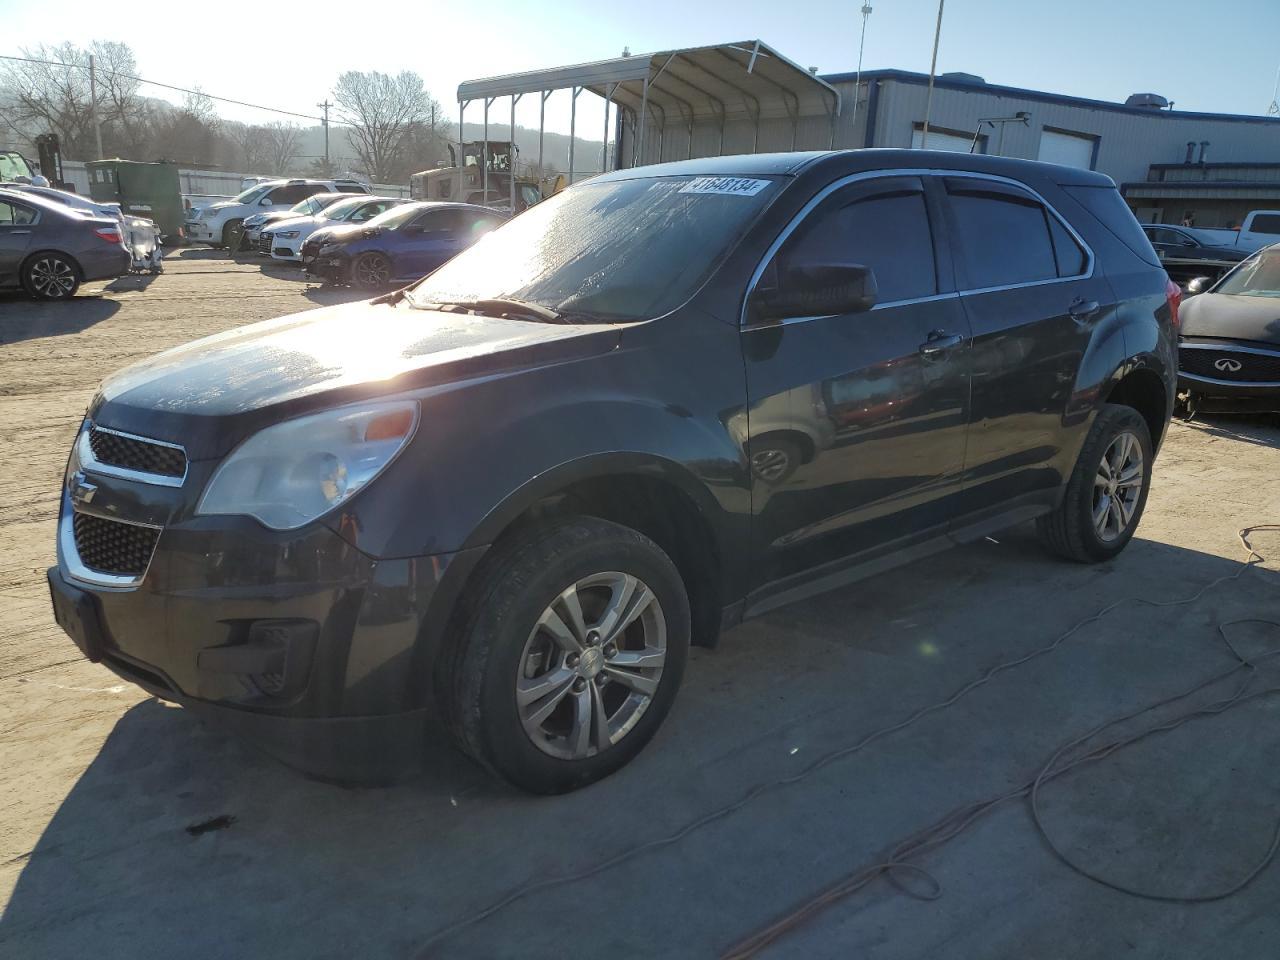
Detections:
[80, 247, 131, 282]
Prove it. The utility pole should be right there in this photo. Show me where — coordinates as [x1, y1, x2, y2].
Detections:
[89, 54, 104, 160]
[317, 99, 332, 173]
[920, 0, 946, 150]
[851, 4, 873, 143]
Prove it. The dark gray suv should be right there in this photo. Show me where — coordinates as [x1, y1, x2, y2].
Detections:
[47, 151, 1177, 793]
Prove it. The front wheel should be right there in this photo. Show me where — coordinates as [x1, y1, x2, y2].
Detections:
[439, 517, 690, 794]
[221, 220, 243, 250]
[22, 252, 80, 300]
[351, 252, 392, 289]
[1037, 404, 1153, 562]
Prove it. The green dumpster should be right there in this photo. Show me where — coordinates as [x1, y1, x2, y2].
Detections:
[86, 159, 184, 242]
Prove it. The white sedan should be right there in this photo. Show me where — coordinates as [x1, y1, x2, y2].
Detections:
[261, 195, 405, 261]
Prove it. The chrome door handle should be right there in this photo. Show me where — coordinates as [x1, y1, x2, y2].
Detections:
[919, 330, 965, 358]
[8, 229, 32, 235]
[1069, 297, 1101, 325]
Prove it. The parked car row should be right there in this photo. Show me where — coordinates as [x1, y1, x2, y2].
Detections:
[184, 177, 370, 249]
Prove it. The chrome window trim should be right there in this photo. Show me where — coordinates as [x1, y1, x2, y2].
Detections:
[57, 493, 161, 590]
[740, 167, 1096, 329]
[1179, 372, 1280, 389]
[1178, 341, 1280, 358]
[78, 422, 188, 488]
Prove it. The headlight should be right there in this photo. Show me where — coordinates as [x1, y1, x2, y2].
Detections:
[197, 400, 418, 530]
[276, 230, 300, 239]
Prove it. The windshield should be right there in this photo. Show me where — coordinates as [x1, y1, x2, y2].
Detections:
[320, 197, 369, 221]
[407, 175, 779, 321]
[0, 152, 34, 181]
[233, 185, 271, 204]
[368, 203, 429, 229]
[1214, 249, 1280, 298]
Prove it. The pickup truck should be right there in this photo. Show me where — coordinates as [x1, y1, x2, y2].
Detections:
[1189, 210, 1280, 254]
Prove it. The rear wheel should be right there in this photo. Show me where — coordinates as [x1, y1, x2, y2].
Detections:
[221, 219, 243, 251]
[22, 252, 80, 300]
[352, 252, 392, 289]
[1037, 404, 1153, 562]
[439, 517, 690, 794]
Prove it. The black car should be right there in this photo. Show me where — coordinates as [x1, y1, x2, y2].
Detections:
[1177, 244, 1280, 413]
[0, 187, 131, 299]
[47, 151, 1177, 793]
[1140, 223, 1249, 285]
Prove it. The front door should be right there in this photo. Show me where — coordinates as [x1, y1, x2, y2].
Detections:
[939, 175, 1113, 515]
[741, 175, 972, 595]
[0, 198, 36, 287]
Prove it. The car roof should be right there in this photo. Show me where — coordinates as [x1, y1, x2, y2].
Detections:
[0, 185, 82, 217]
[594, 148, 1116, 189]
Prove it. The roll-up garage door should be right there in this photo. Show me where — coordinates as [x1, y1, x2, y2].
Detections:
[1038, 129, 1095, 169]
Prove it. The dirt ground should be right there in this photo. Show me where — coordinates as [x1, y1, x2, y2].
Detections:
[2, 253, 1280, 959]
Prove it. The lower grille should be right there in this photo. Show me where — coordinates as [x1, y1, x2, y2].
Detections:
[1180, 346, 1280, 383]
[72, 512, 160, 577]
[88, 425, 186, 478]
[259, 231, 273, 255]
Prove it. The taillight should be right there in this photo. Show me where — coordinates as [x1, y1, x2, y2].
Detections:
[1164, 275, 1181, 332]
[94, 226, 123, 244]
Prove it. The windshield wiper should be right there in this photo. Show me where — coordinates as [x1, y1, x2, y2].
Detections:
[408, 296, 565, 323]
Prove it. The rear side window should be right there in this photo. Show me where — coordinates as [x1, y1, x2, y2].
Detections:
[0, 200, 36, 225]
[1062, 184, 1160, 267]
[782, 183, 937, 303]
[945, 180, 1058, 288]
[1047, 214, 1088, 276]
[1248, 213, 1280, 236]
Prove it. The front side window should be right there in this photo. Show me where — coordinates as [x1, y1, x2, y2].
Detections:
[408, 174, 780, 322]
[946, 179, 1077, 288]
[774, 179, 937, 303]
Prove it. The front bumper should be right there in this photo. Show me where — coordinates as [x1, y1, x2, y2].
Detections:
[48, 421, 486, 781]
[304, 251, 350, 282]
[270, 236, 304, 261]
[186, 221, 216, 243]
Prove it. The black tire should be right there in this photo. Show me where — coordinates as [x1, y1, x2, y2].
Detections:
[439, 517, 691, 794]
[1036, 404, 1153, 563]
[221, 220, 243, 250]
[21, 251, 81, 300]
[351, 252, 392, 289]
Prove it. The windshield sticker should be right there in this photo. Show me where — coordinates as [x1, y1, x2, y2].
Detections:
[678, 177, 772, 197]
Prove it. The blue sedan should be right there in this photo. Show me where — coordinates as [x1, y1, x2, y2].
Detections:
[302, 201, 506, 289]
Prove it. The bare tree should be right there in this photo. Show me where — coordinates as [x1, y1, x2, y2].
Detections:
[333, 70, 435, 181]
[1, 43, 97, 156]
[261, 121, 301, 174]
[227, 122, 271, 172]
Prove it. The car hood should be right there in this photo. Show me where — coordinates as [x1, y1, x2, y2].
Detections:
[90, 300, 621, 458]
[313, 223, 366, 245]
[1181, 292, 1280, 346]
[264, 216, 315, 232]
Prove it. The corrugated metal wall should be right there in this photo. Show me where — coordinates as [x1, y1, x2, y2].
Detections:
[837, 78, 1280, 185]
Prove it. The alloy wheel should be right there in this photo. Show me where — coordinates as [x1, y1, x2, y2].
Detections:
[1092, 430, 1144, 542]
[516, 571, 667, 760]
[29, 257, 76, 298]
[751, 447, 792, 483]
[355, 253, 391, 287]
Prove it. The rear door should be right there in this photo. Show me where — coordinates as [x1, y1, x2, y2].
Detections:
[940, 175, 1110, 518]
[741, 174, 972, 590]
[0, 198, 37, 287]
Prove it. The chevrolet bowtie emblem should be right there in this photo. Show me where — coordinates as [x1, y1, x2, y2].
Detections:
[70, 471, 97, 507]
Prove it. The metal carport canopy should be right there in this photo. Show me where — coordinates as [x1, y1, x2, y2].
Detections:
[457, 40, 842, 125]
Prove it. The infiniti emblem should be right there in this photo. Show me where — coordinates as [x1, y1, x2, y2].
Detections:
[1214, 357, 1243, 373]
[70, 471, 97, 506]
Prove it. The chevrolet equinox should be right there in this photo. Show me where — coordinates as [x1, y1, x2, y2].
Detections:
[48, 151, 1178, 793]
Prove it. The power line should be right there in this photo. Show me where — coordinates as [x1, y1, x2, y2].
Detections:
[0, 52, 354, 128]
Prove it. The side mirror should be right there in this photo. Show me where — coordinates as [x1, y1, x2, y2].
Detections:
[1185, 276, 1212, 296]
[753, 261, 878, 322]
[259, 197, 273, 206]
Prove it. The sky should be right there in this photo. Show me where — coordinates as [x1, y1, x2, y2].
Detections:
[2, 0, 1279, 141]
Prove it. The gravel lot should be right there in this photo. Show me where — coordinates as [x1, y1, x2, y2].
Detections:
[2, 252, 1280, 959]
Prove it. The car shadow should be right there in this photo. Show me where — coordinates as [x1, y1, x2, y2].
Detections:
[103, 273, 160, 294]
[1180, 412, 1280, 448]
[7, 530, 1280, 958]
[0, 292, 121, 345]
